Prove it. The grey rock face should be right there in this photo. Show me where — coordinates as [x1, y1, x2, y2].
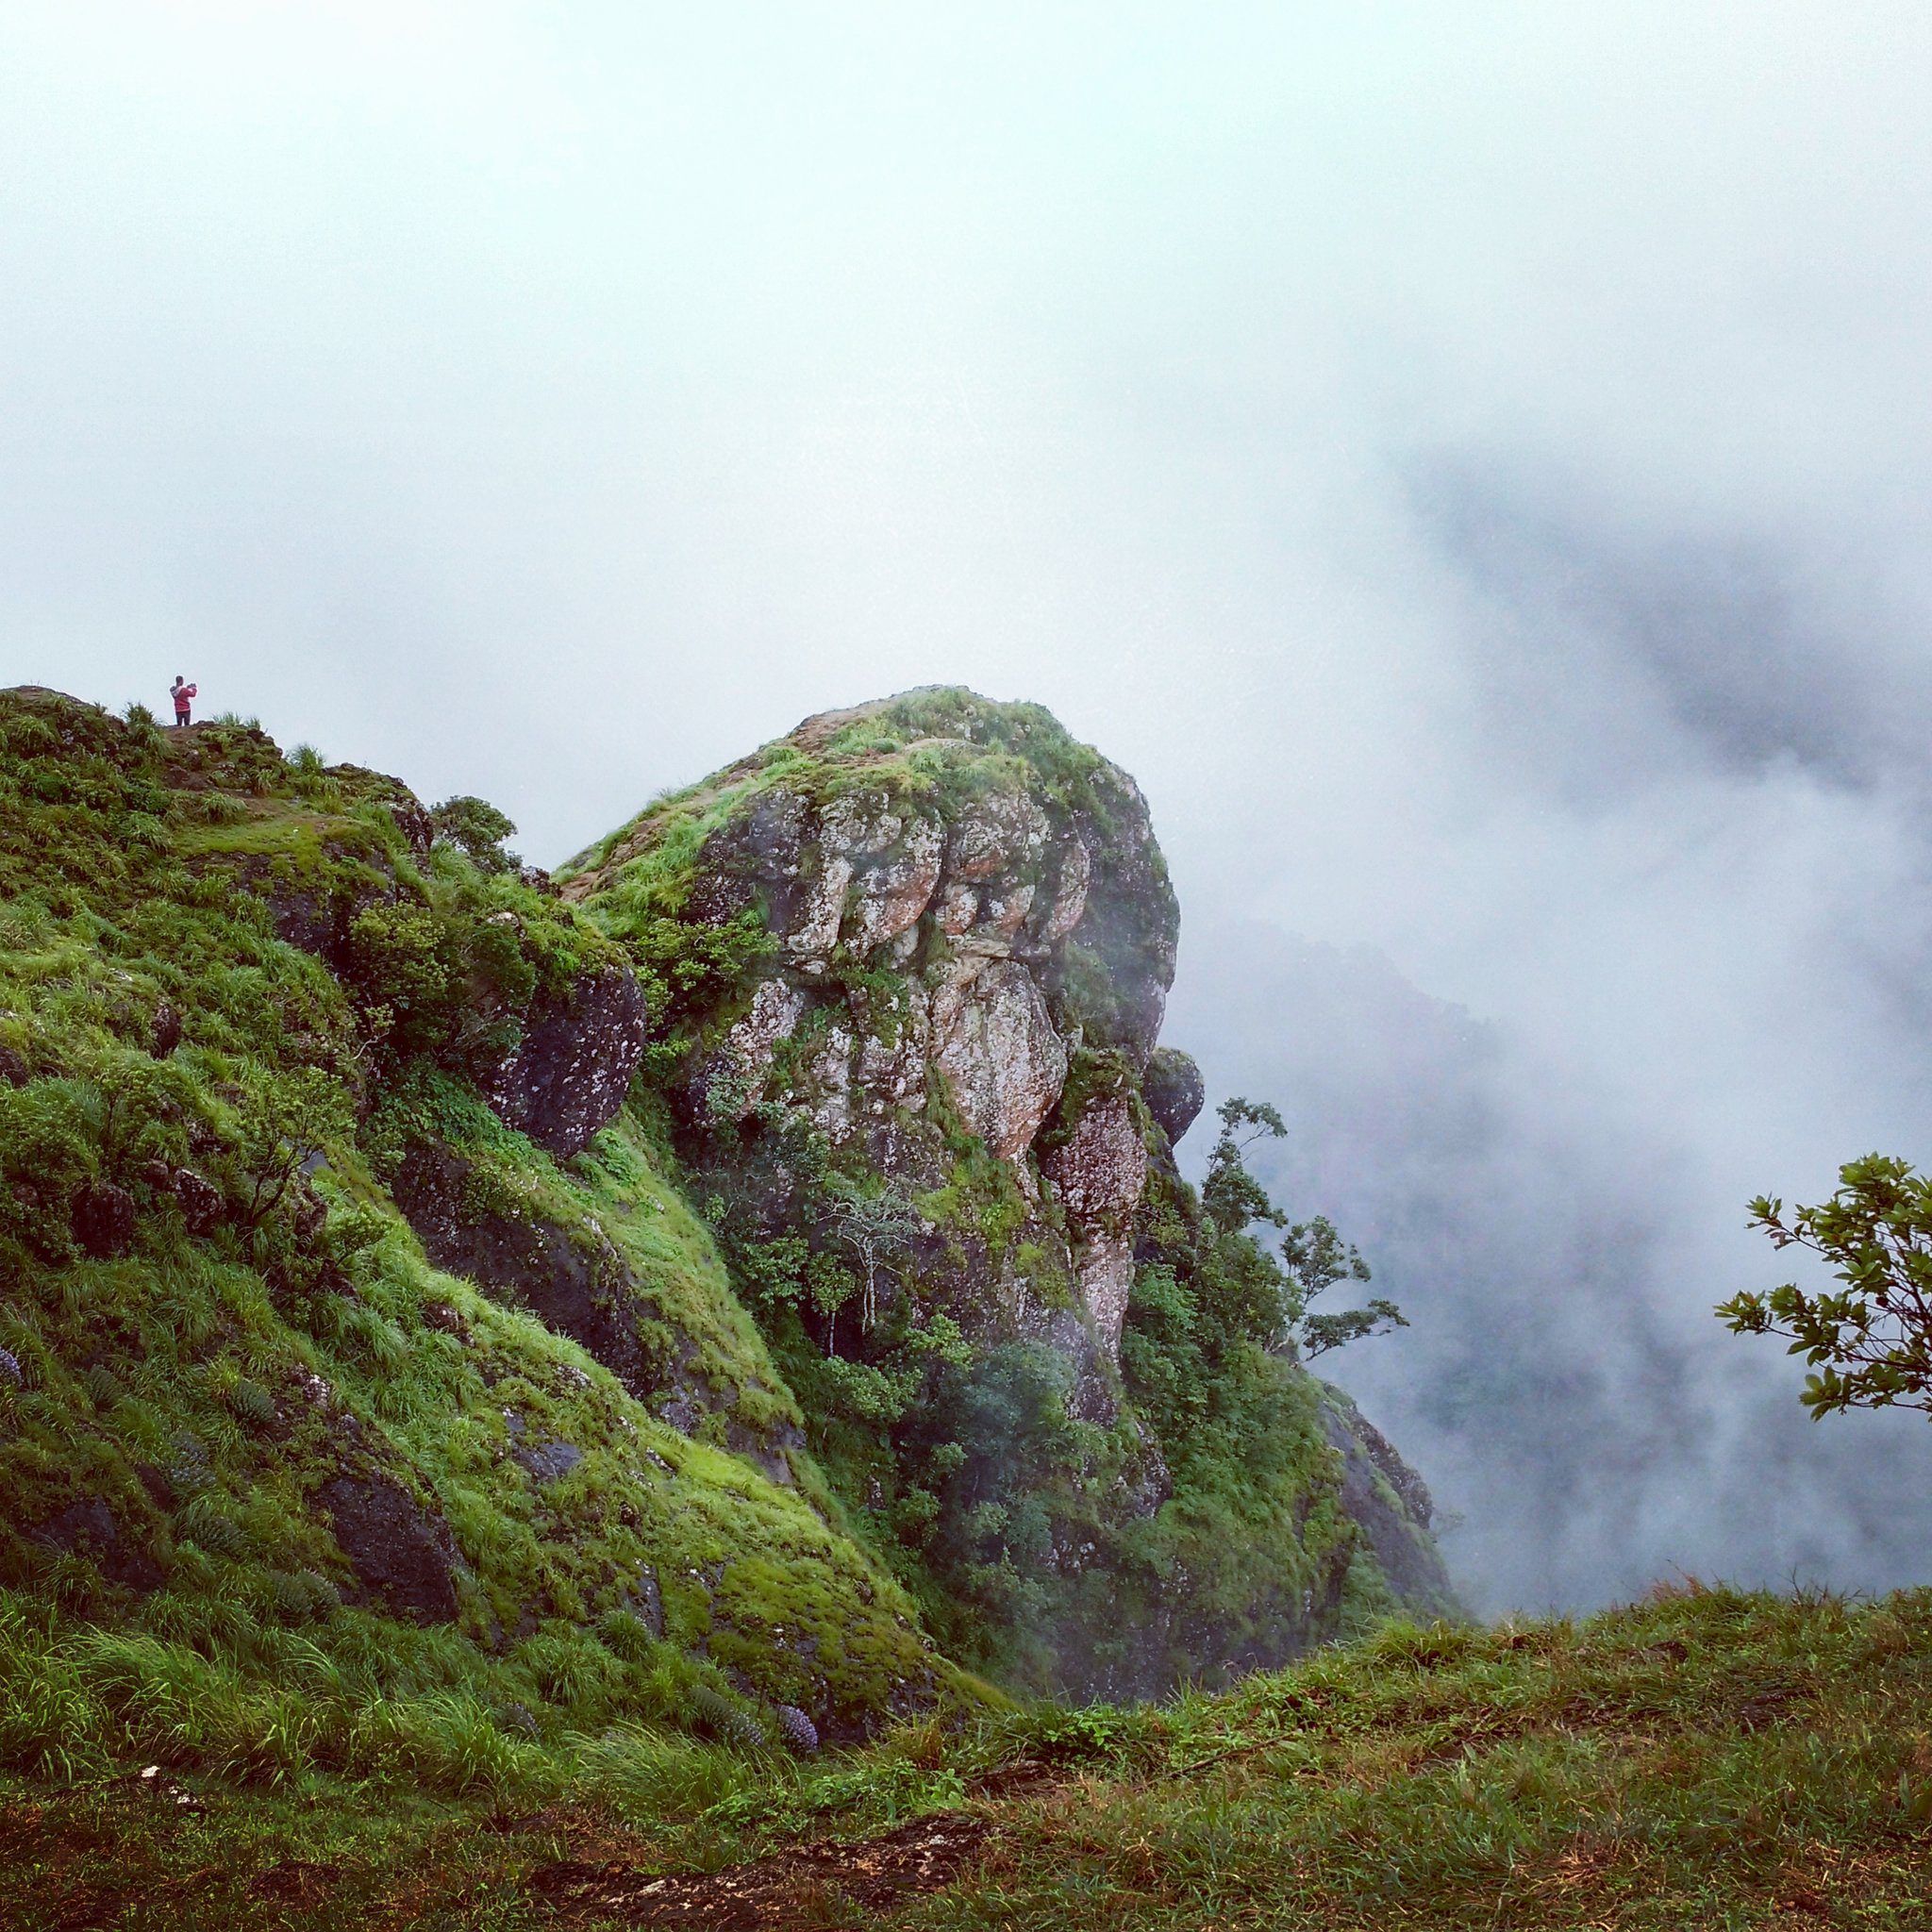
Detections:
[1320, 1391, 1459, 1617]
[483, 962, 650, 1158]
[172, 1169, 225, 1237]
[316, 1467, 461, 1624]
[928, 958, 1069, 1161]
[711, 977, 809, 1122]
[392, 1140, 664, 1397]
[513, 1438, 584, 1484]
[1142, 1047, 1207, 1146]
[390, 1138, 805, 1482]
[622, 1560, 664, 1635]
[149, 1002, 183, 1058]
[1042, 1095, 1149, 1354]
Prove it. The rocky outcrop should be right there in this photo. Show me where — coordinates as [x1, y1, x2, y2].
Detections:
[1321, 1391, 1459, 1618]
[1142, 1047, 1206, 1147]
[481, 962, 649, 1158]
[317, 1467, 461, 1624]
[557, 687, 1455, 1673]
[570, 692, 1184, 1387]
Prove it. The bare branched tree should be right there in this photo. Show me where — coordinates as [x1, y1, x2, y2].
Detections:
[825, 1180, 923, 1331]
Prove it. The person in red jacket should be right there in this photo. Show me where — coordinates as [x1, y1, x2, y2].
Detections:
[171, 675, 197, 726]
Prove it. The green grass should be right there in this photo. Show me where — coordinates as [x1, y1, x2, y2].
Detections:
[1, 1585, 1925, 1928]
[0, 686, 947, 1744]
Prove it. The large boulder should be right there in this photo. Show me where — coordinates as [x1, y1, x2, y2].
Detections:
[481, 961, 650, 1158]
[1142, 1047, 1207, 1146]
[317, 1467, 461, 1625]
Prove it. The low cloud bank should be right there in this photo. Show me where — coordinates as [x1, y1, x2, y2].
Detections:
[1169, 922, 1932, 1615]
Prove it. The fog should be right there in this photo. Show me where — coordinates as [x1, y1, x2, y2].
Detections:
[6, 4, 1931, 1611]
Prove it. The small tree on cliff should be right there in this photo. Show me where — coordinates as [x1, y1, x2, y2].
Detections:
[825, 1178, 923, 1334]
[229, 1067, 355, 1228]
[1720, 1154, 1932, 1419]
[1201, 1097, 1406, 1360]
[1281, 1213, 1408, 1360]
[430, 794, 519, 874]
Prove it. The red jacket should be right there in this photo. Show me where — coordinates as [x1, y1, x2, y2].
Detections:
[173, 684, 196, 712]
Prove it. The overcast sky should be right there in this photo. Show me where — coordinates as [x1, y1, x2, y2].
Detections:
[8, 4, 1932, 1609]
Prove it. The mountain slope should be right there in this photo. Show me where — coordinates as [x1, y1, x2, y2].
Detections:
[0, 683, 1447, 1756]
[0, 688, 941, 1745]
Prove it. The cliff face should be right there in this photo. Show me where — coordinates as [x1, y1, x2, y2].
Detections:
[563, 689, 1451, 1694]
[562, 690, 1180, 1413]
[0, 683, 1448, 1732]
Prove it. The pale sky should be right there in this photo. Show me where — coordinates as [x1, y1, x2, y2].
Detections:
[8, 3, 1932, 1607]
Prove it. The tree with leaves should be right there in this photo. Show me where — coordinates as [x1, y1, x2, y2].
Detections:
[1200, 1097, 1406, 1361]
[430, 794, 519, 874]
[1719, 1154, 1932, 1419]
[229, 1067, 355, 1229]
[1281, 1213, 1407, 1360]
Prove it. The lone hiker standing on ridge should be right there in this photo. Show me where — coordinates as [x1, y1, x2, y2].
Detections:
[170, 675, 196, 727]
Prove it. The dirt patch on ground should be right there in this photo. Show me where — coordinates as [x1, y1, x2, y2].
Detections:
[531, 1809, 996, 1928]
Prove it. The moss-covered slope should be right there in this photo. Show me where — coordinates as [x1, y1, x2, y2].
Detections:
[0, 688, 945, 1747]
